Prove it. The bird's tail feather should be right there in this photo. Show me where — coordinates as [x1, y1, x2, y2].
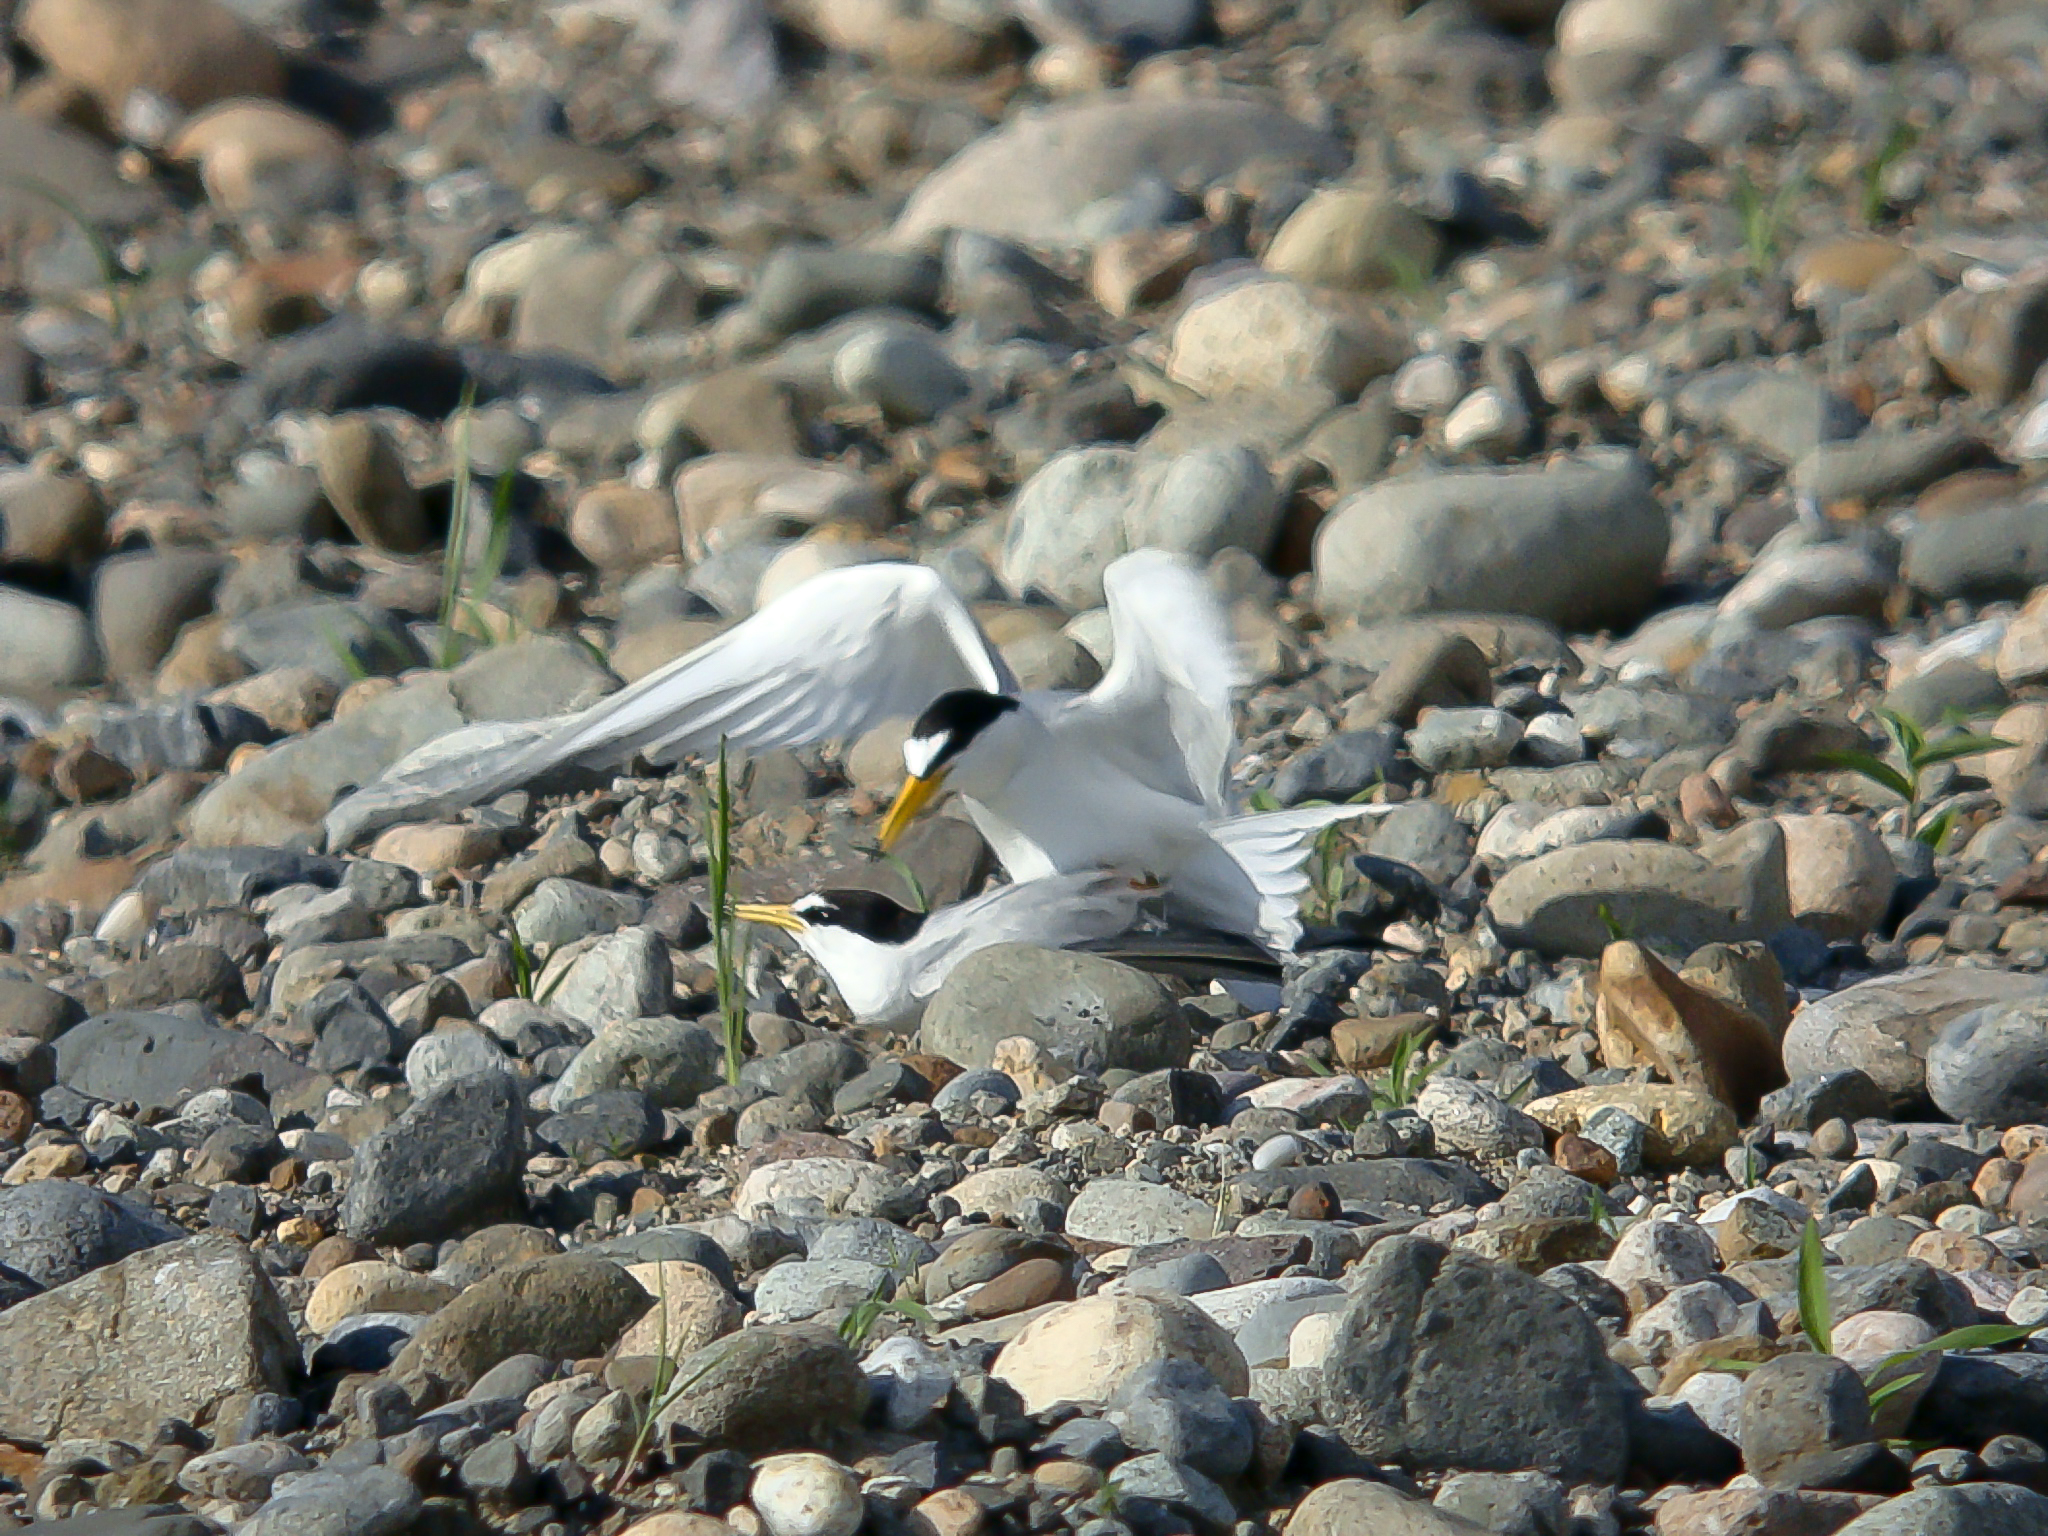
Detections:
[1202, 802, 1398, 951]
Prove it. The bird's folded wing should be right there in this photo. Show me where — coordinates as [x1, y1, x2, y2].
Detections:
[905, 870, 1148, 998]
[1204, 801, 1399, 950]
[325, 562, 1013, 849]
[1062, 548, 1246, 813]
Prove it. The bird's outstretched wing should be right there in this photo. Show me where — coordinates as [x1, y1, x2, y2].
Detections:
[1059, 548, 1245, 814]
[904, 869, 1148, 1000]
[1203, 802, 1400, 950]
[325, 562, 1012, 849]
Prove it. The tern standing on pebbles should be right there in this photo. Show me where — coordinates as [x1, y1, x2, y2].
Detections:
[324, 548, 1386, 949]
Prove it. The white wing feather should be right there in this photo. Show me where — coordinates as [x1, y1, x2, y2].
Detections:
[902, 870, 1148, 999]
[1204, 802, 1399, 949]
[325, 562, 1010, 848]
[1059, 549, 1244, 814]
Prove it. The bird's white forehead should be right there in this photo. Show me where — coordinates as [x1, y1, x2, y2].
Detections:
[902, 730, 946, 779]
[792, 894, 830, 915]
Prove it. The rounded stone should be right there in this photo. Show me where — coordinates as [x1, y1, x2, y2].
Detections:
[1929, 998, 2048, 1128]
[992, 1290, 1249, 1414]
[305, 1261, 457, 1335]
[750, 1452, 863, 1536]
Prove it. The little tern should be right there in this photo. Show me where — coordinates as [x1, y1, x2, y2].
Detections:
[324, 548, 1386, 948]
[735, 870, 1150, 1029]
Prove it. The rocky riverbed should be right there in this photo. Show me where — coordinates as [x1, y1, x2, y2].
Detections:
[9, 0, 2048, 1534]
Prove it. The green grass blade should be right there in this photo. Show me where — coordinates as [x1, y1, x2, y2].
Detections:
[439, 382, 480, 669]
[1914, 805, 1960, 852]
[1796, 1219, 1832, 1355]
[1864, 1370, 1926, 1407]
[1875, 706, 1925, 765]
[1811, 750, 1915, 801]
[1913, 733, 2016, 768]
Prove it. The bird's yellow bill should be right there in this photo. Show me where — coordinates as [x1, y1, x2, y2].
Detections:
[878, 771, 946, 849]
[733, 902, 807, 933]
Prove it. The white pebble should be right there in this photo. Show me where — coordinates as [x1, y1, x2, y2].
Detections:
[1252, 1133, 1306, 1171]
[750, 1452, 863, 1536]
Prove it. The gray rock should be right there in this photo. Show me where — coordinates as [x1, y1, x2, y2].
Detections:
[1679, 367, 1864, 465]
[1109, 1451, 1239, 1536]
[1273, 726, 1406, 806]
[1368, 799, 1474, 888]
[1408, 708, 1523, 772]
[1759, 1070, 1891, 1133]
[1232, 1159, 1499, 1216]
[1792, 427, 1983, 505]
[1833, 1485, 2048, 1536]
[833, 322, 971, 423]
[1737, 1352, 1878, 1486]
[92, 547, 225, 683]
[236, 1465, 422, 1536]
[1485, 824, 1793, 958]
[891, 94, 1343, 250]
[0, 585, 97, 690]
[920, 944, 1191, 1074]
[0, 1234, 296, 1442]
[404, 1025, 514, 1097]
[1319, 1235, 1626, 1481]
[742, 245, 941, 344]
[1927, 997, 2048, 1127]
[391, 1255, 649, 1404]
[137, 846, 345, 912]
[752, 1257, 890, 1319]
[1782, 967, 2048, 1108]
[1108, 1358, 1253, 1480]
[932, 1067, 1020, 1115]
[0, 1182, 186, 1288]
[513, 878, 647, 948]
[53, 1010, 315, 1113]
[1066, 1179, 1217, 1247]
[1000, 443, 1281, 609]
[742, 1035, 867, 1109]
[1432, 1471, 1568, 1536]
[1314, 450, 1668, 631]
[654, 1322, 867, 1452]
[449, 636, 619, 721]
[550, 1015, 723, 1110]
[537, 1089, 663, 1162]
[1903, 499, 2048, 603]
[0, 978, 84, 1042]
[342, 1071, 528, 1247]
[543, 927, 674, 1032]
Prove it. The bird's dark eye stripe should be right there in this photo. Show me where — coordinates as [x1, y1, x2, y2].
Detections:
[809, 889, 927, 942]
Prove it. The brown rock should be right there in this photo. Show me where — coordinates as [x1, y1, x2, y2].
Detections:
[166, 101, 350, 218]
[317, 415, 430, 555]
[1595, 941, 1785, 1116]
[0, 473, 102, 566]
[1099, 1101, 1155, 1136]
[912, 1486, 989, 1536]
[1652, 1487, 1882, 1536]
[1923, 280, 2048, 405]
[1905, 1228, 2012, 1275]
[1286, 1181, 1339, 1222]
[1553, 1134, 1618, 1185]
[49, 744, 132, 804]
[1974, 1156, 2023, 1214]
[570, 482, 682, 572]
[963, 1256, 1072, 1319]
[19, 0, 287, 114]
[1353, 633, 1492, 729]
[0, 1090, 32, 1146]
[1679, 771, 1738, 831]
[1332, 1013, 1437, 1073]
[1091, 226, 1207, 318]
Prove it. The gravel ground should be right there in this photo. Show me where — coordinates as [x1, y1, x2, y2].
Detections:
[10, 1, 2048, 1534]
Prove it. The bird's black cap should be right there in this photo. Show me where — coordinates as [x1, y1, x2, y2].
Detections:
[793, 890, 928, 943]
[904, 690, 1019, 776]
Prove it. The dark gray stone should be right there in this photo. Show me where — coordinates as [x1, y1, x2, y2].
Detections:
[53, 1011, 316, 1112]
[1233, 1158, 1499, 1216]
[1272, 726, 1406, 806]
[1760, 1070, 1891, 1133]
[536, 1090, 663, 1163]
[1738, 1352, 1874, 1486]
[1831, 1485, 2048, 1536]
[1319, 1235, 1627, 1481]
[1107, 1358, 1253, 1480]
[0, 1182, 185, 1287]
[653, 1323, 867, 1452]
[341, 1072, 528, 1247]
[136, 846, 345, 913]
